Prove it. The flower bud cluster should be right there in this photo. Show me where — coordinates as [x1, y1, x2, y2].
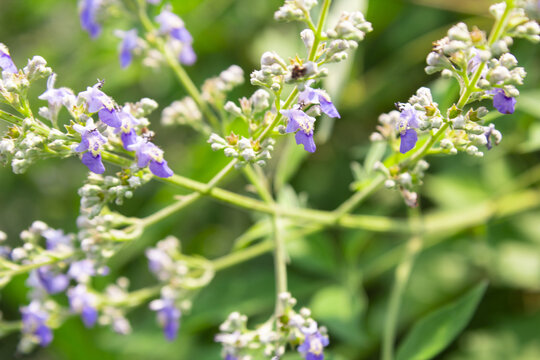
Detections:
[215, 292, 329, 360]
[274, 0, 318, 22]
[161, 96, 206, 132]
[78, 168, 151, 219]
[208, 132, 275, 168]
[224, 89, 273, 132]
[202, 65, 245, 105]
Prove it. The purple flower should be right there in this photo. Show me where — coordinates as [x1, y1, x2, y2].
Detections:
[128, 138, 173, 178]
[116, 108, 140, 150]
[68, 284, 98, 328]
[0, 43, 18, 74]
[68, 259, 97, 282]
[118, 29, 139, 69]
[73, 119, 108, 174]
[150, 297, 181, 341]
[79, 0, 102, 38]
[147, 0, 161, 4]
[298, 85, 340, 119]
[21, 301, 53, 347]
[297, 325, 329, 360]
[38, 74, 76, 119]
[36, 267, 69, 294]
[397, 103, 420, 154]
[492, 88, 516, 114]
[78, 82, 114, 113]
[281, 109, 317, 153]
[155, 9, 196, 65]
[42, 228, 72, 251]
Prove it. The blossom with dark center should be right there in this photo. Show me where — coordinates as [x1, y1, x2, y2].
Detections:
[21, 301, 53, 347]
[298, 324, 329, 360]
[281, 108, 317, 153]
[492, 88, 516, 114]
[73, 119, 107, 174]
[128, 138, 173, 178]
[397, 103, 420, 154]
[0, 43, 18, 74]
[79, 0, 103, 39]
[68, 284, 99, 328]
[149, 297, 182, 341]
[298, 85, 340, 118]
[155, 8, 196, 65]
[118, 29, 139, 68]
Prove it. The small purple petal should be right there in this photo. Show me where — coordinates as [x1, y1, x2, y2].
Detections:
[119, 29, 138, 69]
[35, 324, 53, 347]
[79, 0, 102, 39]
[179, 43, 196, 66]
[0, 48, 17, 74]
[81, 305, 98, 328]
[149, 159, 174, 178]
[81, 152, 105, 174]
[36, 267, 69, 294]
[121, 129, 138, 150]
[492, 89, 516, 114]
[171, 27, 193, 43]
[295, 131, 316, 153]
[399, 128, 418, 154]
[98, 108, 122, 128]
[319, 96, 340, 118]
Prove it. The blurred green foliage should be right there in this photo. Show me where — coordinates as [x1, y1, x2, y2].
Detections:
[0, 0, 539, 359]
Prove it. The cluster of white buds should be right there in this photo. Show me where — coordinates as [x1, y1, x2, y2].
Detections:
[224, 89, 273, 133]
[208, 132, 275, 168]
[202, 65, 244, 105]
[216, 292, 329, 360]
[78, 169, 151, 219]
[274, 0, 318, 22]
[327, 11, 373, 42]
[161, 96, 205, 132]
[98, 278, 133, 335]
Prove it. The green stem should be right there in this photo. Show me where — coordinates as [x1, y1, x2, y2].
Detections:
[382, 209, 423, 360]
[308, 0, 331, 61]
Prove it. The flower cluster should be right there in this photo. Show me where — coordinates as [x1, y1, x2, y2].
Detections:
[215, 292, 329, 360]
[79, 0, 196, 69]
[246, 3, 371, 154]
[208, 132, 275, 168]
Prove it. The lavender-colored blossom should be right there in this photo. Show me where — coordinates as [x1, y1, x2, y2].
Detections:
[73, 119, 107, 174]
[128, 138, 173, 178]
[155, 9, 196, 65]
[147, 0, 161, 4]
[492, 88, 516, 114]
[68, 284, 98, 328]
[78, 82, 114, 113]
[281, 109, 317, 153]
[21, 301, 53, 347]
[116, 108, 140, 150]
[299, 85, 340, 118]
[68, 259, 96, 282]
[0, 43, 18, 74]
[42, 228, 72, 251]
[149, 298, 181, 341]
[118, 29, 139, 69]
[397, 103, 420, 154]
[297, 325, 329, 360]
[79, 0, 102, 38]
[35, 267, 69, 294]
[38, 74, 76, 118]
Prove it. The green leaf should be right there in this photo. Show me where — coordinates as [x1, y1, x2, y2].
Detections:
[396, 281, 488, 360]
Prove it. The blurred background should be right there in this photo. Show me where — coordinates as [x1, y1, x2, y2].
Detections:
[0, 0, 539, 358]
